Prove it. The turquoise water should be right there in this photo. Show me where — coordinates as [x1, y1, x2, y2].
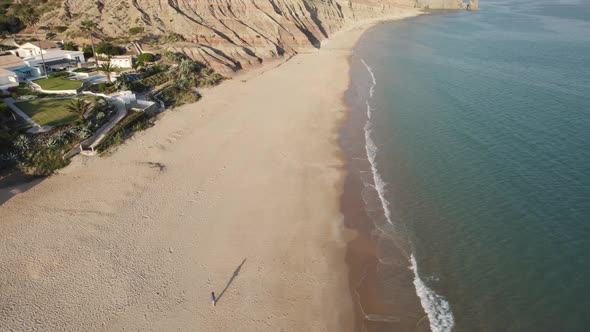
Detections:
[351, 1, 590, 331]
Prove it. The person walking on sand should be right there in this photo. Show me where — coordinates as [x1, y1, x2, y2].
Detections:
[211, 292, 216, 306]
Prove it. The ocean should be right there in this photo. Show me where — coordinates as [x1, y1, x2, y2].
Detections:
[344, 0, 590, 331]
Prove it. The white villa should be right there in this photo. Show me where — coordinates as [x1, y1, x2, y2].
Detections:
[0, 54, 42, 89]
[23, 49, 86, 74]
[0, 47, 86, 89]
[10, 41, 60, 58]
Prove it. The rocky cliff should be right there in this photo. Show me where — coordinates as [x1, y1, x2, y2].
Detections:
[35, 0, 467, 73]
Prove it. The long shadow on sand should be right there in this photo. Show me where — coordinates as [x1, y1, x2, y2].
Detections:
[216, 258, 247, 304]
[0, 172, 44, 206]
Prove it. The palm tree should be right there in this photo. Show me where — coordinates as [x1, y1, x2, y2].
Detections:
[100, 63, 117, 84]
[66, 99, 91, 120]
[16, 7, 48, 78]
[80, 19, 98, 69]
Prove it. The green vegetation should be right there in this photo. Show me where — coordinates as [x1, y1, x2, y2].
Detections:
[0, 0, 25, 33]
[15, 99, 79, 127]
[48, 72, 70, 79]
[129, 26, 144, 35]
[95, 42, 125, 57]
[99, 63, 117, 84]
[55, 25, 67, 33]
[73, 67, 94, 73]
[115, 74, 147, 93]
[35, 77, 82, 91]
[2, 97, 116, 175]
[63, 42, 78, 51]
[164, 32, 185, 43]
[137, 53, 156, 63]
[95, 111, 153, 152]
[162, 50, 188, 64]
[80, 19, 98, 68]
[65, 99, 91, 120]
[157, 86, 201, 108]
[7, 83, 50, 99]
[0, 14, 23, 34]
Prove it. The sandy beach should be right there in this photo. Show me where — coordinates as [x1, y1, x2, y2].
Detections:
[0, 9, 420, 331]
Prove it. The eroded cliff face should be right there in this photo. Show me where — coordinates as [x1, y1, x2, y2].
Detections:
[416, 0, 464, 9]
[39, 0, 462, 73]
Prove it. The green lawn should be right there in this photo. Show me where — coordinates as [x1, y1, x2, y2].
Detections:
[35, 77, 82, 91]
[15, 99, 79, 127]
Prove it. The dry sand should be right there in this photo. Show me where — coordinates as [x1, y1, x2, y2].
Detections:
[0, 10, 420, 331]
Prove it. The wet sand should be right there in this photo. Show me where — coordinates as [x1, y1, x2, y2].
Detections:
[340, 22, 432, 332]
[340, 77, 430, 332]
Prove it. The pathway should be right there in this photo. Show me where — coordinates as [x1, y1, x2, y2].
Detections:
[79, 96, 127, 155]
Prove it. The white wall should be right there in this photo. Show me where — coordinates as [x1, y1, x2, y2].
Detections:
[0, 74, 19, 89]
[110, 58, 132, 68]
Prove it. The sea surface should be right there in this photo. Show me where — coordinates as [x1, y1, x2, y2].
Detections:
[346, 0, 590, 331]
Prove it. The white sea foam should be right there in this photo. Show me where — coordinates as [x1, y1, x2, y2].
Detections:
[361, 58, 376, 98]
[360, 58, 455, 332]
[411, 255, 455, 332]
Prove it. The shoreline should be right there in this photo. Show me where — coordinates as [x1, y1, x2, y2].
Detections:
[340, 21, 431, 332]
[0, 9, 421, 331]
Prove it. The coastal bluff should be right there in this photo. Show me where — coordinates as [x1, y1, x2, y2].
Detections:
[36, 0, 475, 74]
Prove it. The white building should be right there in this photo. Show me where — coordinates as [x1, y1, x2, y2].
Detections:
[11, 41, 60, 58]
[0, 54, 41, 85]
[110, 55, 134, 68]
[0, 68, 19, 90]
[23, 50, 86, 75]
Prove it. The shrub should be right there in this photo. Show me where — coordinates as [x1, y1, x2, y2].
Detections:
[165, 33, 185, 43]
[95, 42, 125, 56]
[63, 41, 78, 51]
[95, 112, 153, 152]
[83, 45, 94, 58]
[0, 102, 9, 113]
[158, 86, 201, 107]
[73, 67, 93, 73]
[48, 72, 70, 78]
[137, 53, 155, 63]
[55, 26, 68, 33]
[162, 51, 187, 64]
[129, 26, 144, 35]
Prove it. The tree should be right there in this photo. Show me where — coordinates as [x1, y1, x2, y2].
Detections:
[63, 42, 78, 51]
[131, 60, 141, 71]
[16, 6, 47, 78]
[95, 42, 124, 57]
[114, 74, 130, 91]
[137, 53, 155, 63]
[80, 19, 98, 69]
[66, 99, 91, 120]
[128, 27, 144, 35]
[100, 63, 117, 84]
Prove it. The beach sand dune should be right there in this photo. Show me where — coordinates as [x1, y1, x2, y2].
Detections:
[0, 10, 419, 331]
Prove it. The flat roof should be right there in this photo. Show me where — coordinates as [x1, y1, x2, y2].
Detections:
[0, 54, 26, 69]
[0, 68, 16, 76]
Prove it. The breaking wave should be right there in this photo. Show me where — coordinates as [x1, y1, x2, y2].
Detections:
[360, 58, 455, 332]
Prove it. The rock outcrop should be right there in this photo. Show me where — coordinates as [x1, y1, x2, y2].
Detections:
[34, 0, 472, 73]
[416, 0, 464, 9]
[467, 0, 480, 11]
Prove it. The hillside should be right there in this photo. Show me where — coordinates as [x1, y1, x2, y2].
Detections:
[20, 0, 468, 73]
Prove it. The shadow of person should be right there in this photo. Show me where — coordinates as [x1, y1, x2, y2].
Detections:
[216, 258, 247, 305]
